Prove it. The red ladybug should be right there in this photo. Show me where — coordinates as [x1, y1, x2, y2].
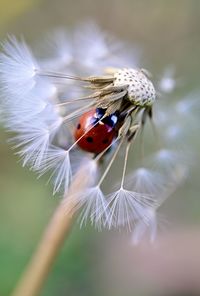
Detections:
[74, 108, 118, 154]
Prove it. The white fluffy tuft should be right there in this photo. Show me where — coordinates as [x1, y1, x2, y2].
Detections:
[36, 146, 73, 194]
[12, 124, 51, 168]
[106, 188, 156, 231]
[126, 167, 169, 196]
[76, 186, 109, 230]
[0, 36, 38, 99]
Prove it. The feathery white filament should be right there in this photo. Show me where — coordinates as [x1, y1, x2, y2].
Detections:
[106, 141, 156, 230]
[106, 189, 155, 231]
[12, 125, 51, 168]
[37, 146, 72, 194]
[74, 22, 109, 70]
[0, 36, 38, 99]
[40, 30, 73, 70]
[126, 167, 170, 196]
[66, 159, 109, 230]
[78, 186, 108, 230]
[103, 136, 155, 230]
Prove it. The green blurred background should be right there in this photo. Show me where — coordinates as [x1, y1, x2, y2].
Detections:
[0, 1, 200, 295]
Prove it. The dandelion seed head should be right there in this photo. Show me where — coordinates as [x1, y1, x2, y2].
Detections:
[114, 68, 156, 106]
[0, 23, 196, 238]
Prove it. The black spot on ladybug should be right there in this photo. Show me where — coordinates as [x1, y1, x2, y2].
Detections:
[102, 138, 109, 144]
[86, 137, 93, 143]
[77, 123, 81, 129]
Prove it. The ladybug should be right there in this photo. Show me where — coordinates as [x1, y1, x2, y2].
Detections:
[74, 108, 119, 154]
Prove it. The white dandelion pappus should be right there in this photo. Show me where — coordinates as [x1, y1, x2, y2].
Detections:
[72, 22, 140, 74]
[37, 146, 72, 195]
[125, 167, 174, 209]
[77, 186, 108, 230]
[39, 29, 73, 71]
[0, 24, 195, 239]
[65, 158, 109, 230]
[12, 123, 54, 168]
[0, 36, 38, 100]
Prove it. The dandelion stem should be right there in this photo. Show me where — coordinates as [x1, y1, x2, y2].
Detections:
[12, 166, 90, 296]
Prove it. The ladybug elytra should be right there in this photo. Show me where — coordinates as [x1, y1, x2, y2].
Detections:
[74, 108, 118, 154]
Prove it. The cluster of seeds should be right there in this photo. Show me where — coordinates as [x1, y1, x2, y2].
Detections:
[114, 68, 156, 106]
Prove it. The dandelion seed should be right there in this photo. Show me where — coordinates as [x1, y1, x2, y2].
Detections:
[107, 188, 155, 231]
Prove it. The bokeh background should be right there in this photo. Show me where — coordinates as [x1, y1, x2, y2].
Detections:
[0, 0, 200, 295]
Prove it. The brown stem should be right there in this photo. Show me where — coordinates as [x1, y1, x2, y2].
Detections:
[12, 167, 90, 296]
